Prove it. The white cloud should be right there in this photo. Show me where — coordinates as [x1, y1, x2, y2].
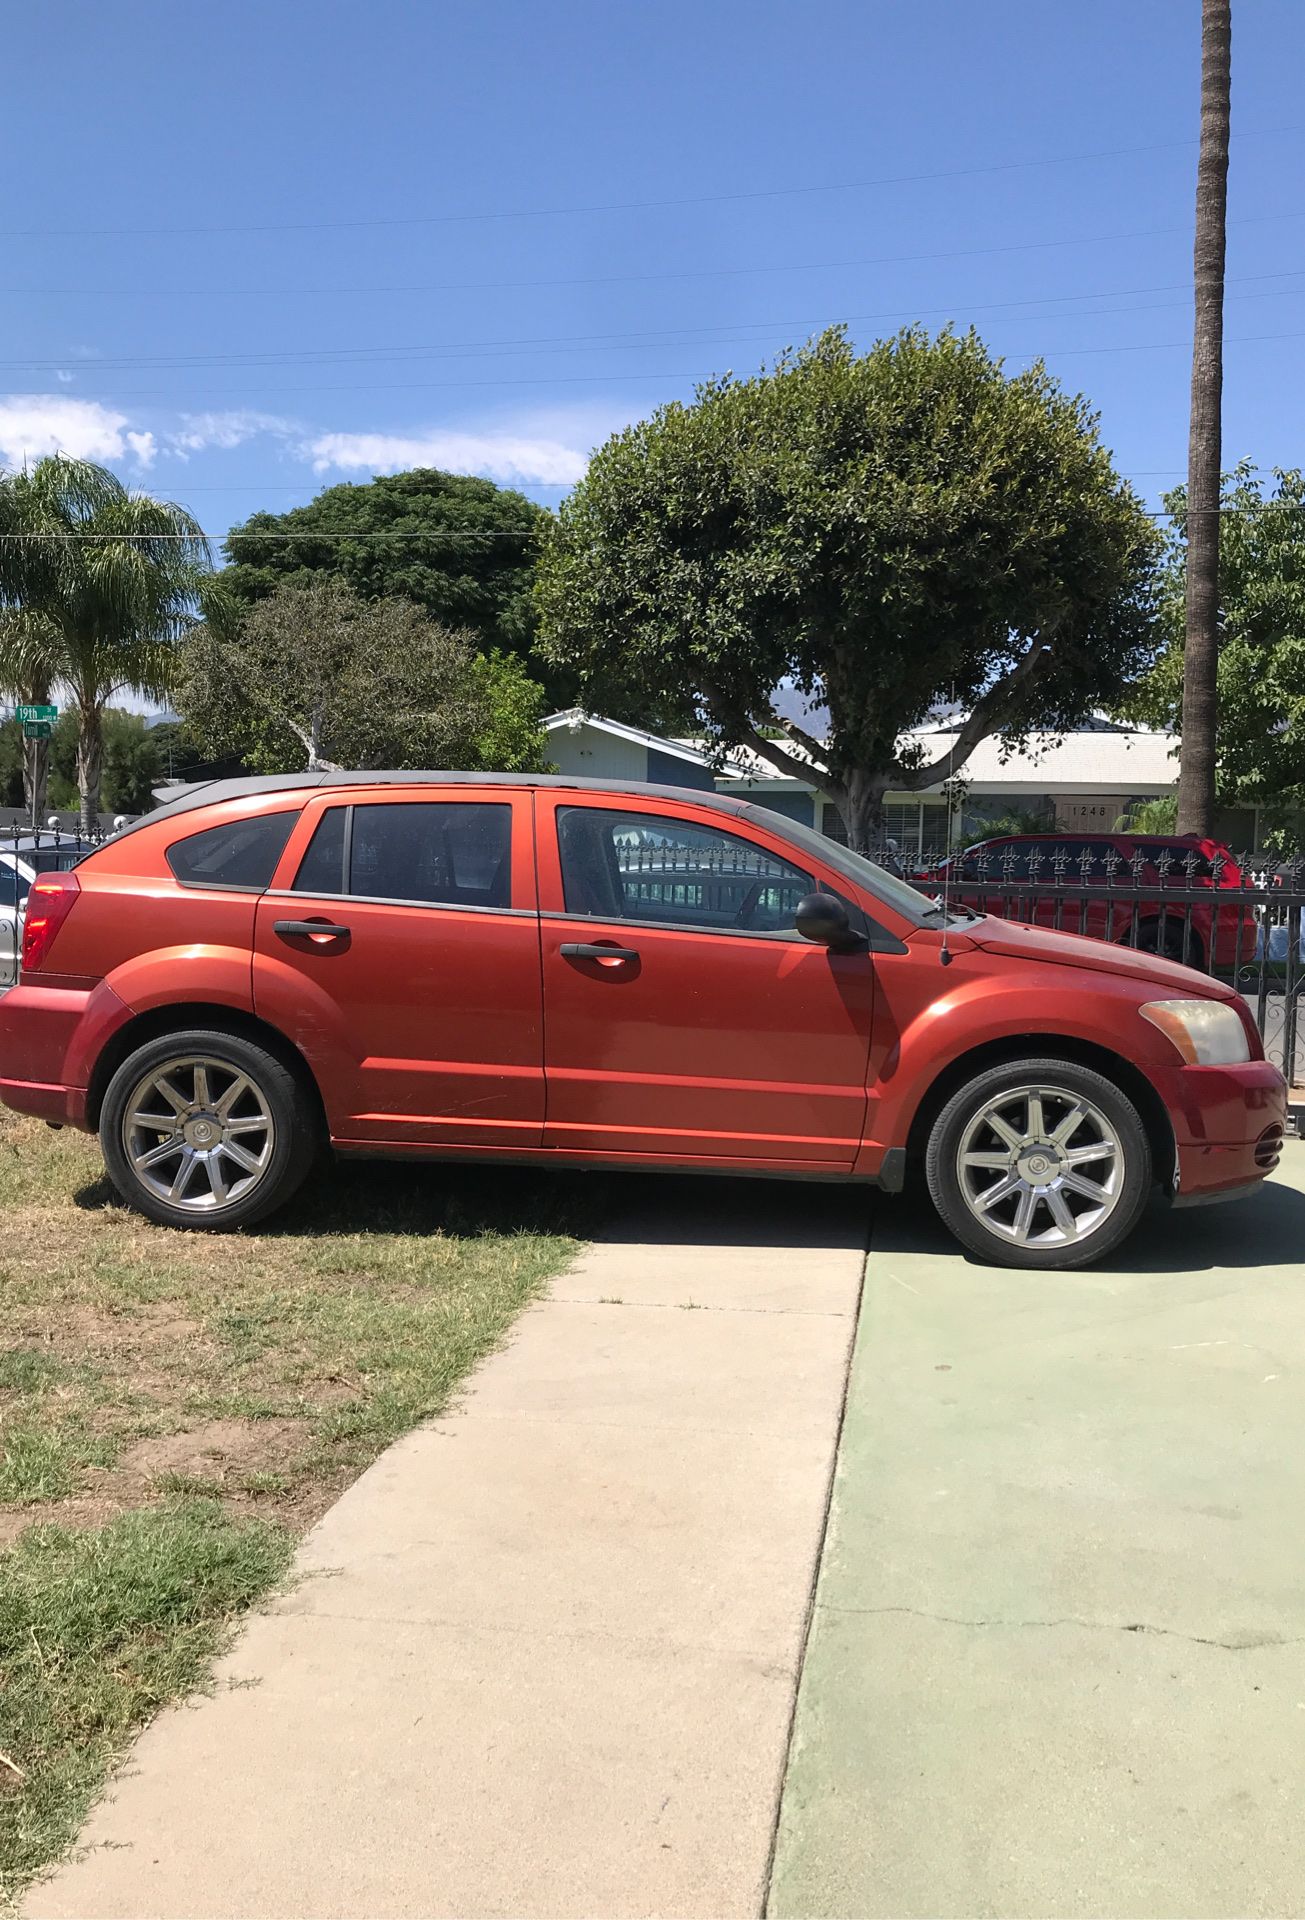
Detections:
[166, 409, 298, 457]
[0, 395, 156, 470]
[304, 427, 590, 488]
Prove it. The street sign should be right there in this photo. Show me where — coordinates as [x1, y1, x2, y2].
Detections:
[15, 704, 57, 724]
[22, 721, 52, 741]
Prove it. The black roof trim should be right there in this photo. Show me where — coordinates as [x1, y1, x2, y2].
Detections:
[133, 770, 759, 841]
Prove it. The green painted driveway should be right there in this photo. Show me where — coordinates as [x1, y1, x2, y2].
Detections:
[771, 1160, 1305, 1920]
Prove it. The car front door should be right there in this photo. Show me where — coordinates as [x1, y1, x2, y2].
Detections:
[536, 794, 873, 1167]
[253, 787, 545, 1150]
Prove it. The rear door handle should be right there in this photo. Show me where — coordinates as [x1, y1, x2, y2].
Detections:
[274, 919, 352, 942]
[560, 942, 639, 965]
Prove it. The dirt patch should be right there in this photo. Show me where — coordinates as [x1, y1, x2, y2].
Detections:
[122, 1418, 305, 1487]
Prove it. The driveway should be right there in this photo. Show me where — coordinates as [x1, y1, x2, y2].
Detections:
[769, 1158, 1305, 1919]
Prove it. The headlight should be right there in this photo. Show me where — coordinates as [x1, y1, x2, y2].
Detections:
[1139, 999, 1250, 1066]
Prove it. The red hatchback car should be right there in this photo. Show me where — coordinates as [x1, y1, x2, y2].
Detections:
[928, 832, 1258, 971]
[0, 775, 1286, 1271]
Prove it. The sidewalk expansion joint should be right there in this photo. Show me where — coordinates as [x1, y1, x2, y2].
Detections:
[818, 1602, 1304, 1652]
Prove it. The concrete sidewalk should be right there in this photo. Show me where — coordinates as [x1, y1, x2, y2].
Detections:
[769, 1161, 1305, 1920]
[29, 1179, 868, 1920]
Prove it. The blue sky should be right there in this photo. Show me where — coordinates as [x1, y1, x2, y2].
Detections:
[3, 0, 1302, 545]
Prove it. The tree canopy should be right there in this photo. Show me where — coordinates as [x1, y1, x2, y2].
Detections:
[0, 456, 210, 828]
[175, 577, 548, 776]
[1123, 463, 1305, 828]
[536, 326, 1160, 847]
[222, 468, 566, 696]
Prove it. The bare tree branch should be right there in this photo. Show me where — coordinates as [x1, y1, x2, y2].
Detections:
[897, 637, 1052, 789]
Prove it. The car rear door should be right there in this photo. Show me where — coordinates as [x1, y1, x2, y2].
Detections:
[535, 792, 873, 1167]
[253, 786, 544, 1149]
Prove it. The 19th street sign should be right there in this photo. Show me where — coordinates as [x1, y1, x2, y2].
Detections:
[16, 704, 57, 724]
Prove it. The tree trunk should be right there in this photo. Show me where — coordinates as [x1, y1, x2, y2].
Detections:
[841, 769, 890, 854]
[1177, 0, 1231, 838]
[76, 705, 103, 835]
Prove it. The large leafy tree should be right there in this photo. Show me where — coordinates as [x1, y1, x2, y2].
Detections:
[175, 577, 549, 775]
[537, 327, 1160, 849]
[222, 469, 566, 697]
[1124, 464, 1305, 827]
[0, 457, 210, 829]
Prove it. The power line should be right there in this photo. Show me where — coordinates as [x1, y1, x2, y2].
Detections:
[7, 269, 1304, 376]
[20, 325, 1305, 408]
[5, 209, 1303, 299]
[3, 124, 1298, 242]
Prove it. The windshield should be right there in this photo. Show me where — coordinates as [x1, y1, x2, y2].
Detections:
[739, 806, 937, 926]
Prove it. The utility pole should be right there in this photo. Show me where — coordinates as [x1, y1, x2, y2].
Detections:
[1176, 0, 1231, 837]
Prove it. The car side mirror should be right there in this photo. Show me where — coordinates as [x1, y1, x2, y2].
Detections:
[795, 892, 866, 954]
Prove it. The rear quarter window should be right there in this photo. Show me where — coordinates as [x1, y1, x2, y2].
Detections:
[166, 812, 299, 891]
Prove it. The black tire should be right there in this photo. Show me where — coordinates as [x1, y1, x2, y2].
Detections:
[1133, 919, 1204, 969]
[925, 1056, 1153, 1270]
[99, 1028, 319, 1231]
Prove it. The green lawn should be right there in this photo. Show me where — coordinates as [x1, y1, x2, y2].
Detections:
[0, 1112, 581, 1900]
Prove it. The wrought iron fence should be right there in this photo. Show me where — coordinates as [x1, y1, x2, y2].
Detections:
[899, 843, 1304, 1089]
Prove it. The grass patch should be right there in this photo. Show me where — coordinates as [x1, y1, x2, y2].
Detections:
[0, 1501, 294, 1897]
[0, 1112, 584, 1901]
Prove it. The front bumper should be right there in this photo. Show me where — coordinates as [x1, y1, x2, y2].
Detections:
[1148, 1057, 1289, 1200]
[0, 979, 131, 1129]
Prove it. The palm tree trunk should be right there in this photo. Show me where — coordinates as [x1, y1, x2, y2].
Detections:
[1177, 0, 1231, 838]
[76, 703, 104, 834]
[21, 673, 53, 827]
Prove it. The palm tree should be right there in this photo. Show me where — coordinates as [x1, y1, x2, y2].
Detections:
[0, 457, 210, 829]
[1177, 0, 1232, 837]
[0, 609, 60, 825]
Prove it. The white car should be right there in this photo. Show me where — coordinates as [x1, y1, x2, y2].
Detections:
[1, 839, 97, 985]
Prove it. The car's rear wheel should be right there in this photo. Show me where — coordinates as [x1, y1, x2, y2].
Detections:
[100, 1029, 319, 1231]
[1132, 919, 1204, 968]
[925, 1058, 1152, 1269]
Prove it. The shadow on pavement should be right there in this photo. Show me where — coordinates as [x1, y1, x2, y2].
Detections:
[883, 1161, 1305, 1275]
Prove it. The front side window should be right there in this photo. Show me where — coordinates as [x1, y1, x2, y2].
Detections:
[558, 807, 813, 934]
[294, 802, 512, 910]
[167, 811, 298, 890]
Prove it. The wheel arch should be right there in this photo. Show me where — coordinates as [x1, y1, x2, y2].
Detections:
[903, 1034, 1177, 1190]
[87, 1003, 327, 1136]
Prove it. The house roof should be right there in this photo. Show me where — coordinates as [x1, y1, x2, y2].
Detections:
[542, 709, 722, 770]
[718, 724, 1179, 794]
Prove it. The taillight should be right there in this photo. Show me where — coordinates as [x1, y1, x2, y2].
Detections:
[21, 870, 81, 975]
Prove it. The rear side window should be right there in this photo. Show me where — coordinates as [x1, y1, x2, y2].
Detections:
[294, 802, 512, 910]
[167, 812, 298, 891]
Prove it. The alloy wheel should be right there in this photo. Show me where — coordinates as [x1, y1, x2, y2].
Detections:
[955, 1082, 1124, 1249]
[121, 1055, 276, 1216]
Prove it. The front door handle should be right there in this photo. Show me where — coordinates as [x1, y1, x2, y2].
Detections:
[560, 942, 639, 966]
[274, 919, 352, 944]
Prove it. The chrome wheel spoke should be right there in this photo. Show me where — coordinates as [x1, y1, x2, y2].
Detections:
[1024, 1093, 1045, 1142]
[223, 1114, 269, 1137]
[1066, 1141, 1112, 1166]
[962, 1149, 1012, 1170]
[1046, 1187, 1078, 1237]
[168, 1149, 199, 1201]
[154, 1074, 189, 1116]
[1064, 1170, 1109, 1203]
[136, 1136, 183, 1171]
[205, 1154, 229, 1205]
[192, 1064, 211, 1110]
[1011, 1187, 1038, 1242]
[1051, 1102, 1088, 1147]
[985, 1111, 1024, 1152]
[128, 1109, 179, 1132]
[974, 1172, 1020, 1213]
[222, 1139, 263, 1174]
[214, 1074, 250, 1121]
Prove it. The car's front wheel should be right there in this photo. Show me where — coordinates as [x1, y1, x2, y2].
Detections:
[925, 1057, 1153, 1269]
[99, 1029, 319, 1231]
